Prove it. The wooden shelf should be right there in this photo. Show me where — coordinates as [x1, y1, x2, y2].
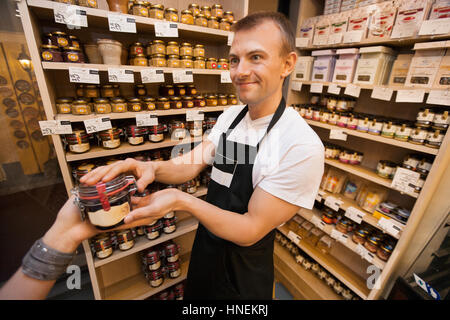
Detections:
[305, 119, 439, 155]
[27, 0, 231, 43]
[66, 136, 203, 162]
[277, 224, 370, 299]
[324, 159, 419, 199]
[274, 242, 343, 300]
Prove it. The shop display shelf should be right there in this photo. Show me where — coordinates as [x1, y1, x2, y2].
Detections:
[274, 242, 343, 300]
[324, 159, 419, 199]
[277, 224, 370, 300]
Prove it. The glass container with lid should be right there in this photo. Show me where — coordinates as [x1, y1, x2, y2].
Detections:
[111, 97, 127, 113]
[116, 229, 135, 251]
[66, 130, 91, 154]
[181, 10, 194, 24]
[164, 8, 178, 22]
[148, 124, 166, 142]
[41, 45, 63, 62]
[156, 97, 170, 110]
[93, 98, 112, 114]
[167, 54, 180, 68]
[194, 56, 206, 69]
[188, 4, 200, 16]
[126, 125, 148, 145]
[150, 54, 166, 67]
[127, 97, 143, 112]
[195, 14, 208, 27]
[223, 11, 234, 22]
[207, 16, 219, 29]
[180, 43, 193, 56]
[376, 242, 393, 261]
[194, 95, 206, 107]
[166, 41, 179, 55]
[72, 98, 91, 115]
[56, 97, 72, 114]
[142, 96, 156, 111]
[92, 234, 113, 259]
[149, 4, 164, 19]
[376, 160, 397, 179]
[169, 120, 187, 140]
[99, 127, 122, 149]
[132, 1, 149, 17]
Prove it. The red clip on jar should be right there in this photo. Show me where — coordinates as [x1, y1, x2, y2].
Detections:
[116, 229, 135, 251]
[93, 234, 113, 259]
[126, 125, 148, 146]
[66, 130, 91, 154]
[144, 249, 161, 271]
[99, 127, 122, 149]
[164, 242, 179, 263]
[147, 268, 164, 288]
[148, 124, 166, 143]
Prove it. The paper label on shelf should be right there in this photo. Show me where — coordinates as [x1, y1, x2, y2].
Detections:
[371, 87, 393, 101]
[295, 37, 310, 48]
[54, 4, 88, 28]
[396, 90, 425, 103]
[329, 129, 347, 141]
[108, 68, 134, 83]
[391, 24, 415, 39]
[291, 81, 302, 92]
[140, 69, 165, 83]
[69, 67, 99, 84]
[154, 21, 178, 37]
[356, 244, 374, 263]
[419, 18, 450, 36]
[39, 120, 73, 135]
[186, 110, 204, 121]
[315, 192, 322, 202]
[227, 32, 234, 46]
[331, 229, 348, 245]
[220, 71, 232, 83]
[328, 33, 343, 45]
[324, 196, 342, 212]
[343, 30, 363, 43]
[83, 117, 112, 134]
[287, 230, 301, 245]
[310, 83, 323, 93]
[136, 113, 158, 127]
[377, 217, 402, 238]
[345, 207, 365, 224]
[344, 84, 361, 98]
[172, 69, 193, 83]
[108, 13, 136, 33]
[426, 90, 450, 106]
[328, 84, 341, 95]
[391, 167, 420, 195]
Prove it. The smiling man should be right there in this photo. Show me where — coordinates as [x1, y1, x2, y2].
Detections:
[80, 12, 324, 300]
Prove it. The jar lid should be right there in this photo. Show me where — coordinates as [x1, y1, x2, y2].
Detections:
[128, 97, 141, 102]
[167, 41, 179, 46]
[213, 4, 223, 8]
[73, 98, 89, 104]
[165, 7, 178, 12]
[189, 3, 199, 8]
[142, 96, 155, 102]
[168, 54, 180, 59]
[131, 42, 144, 46]
[182, 9, 193, 14]
[181, 42, 192, 47]
[208, 57, 217, 61]
[102, 85, 113, 88]
[170, 96, 181, 101]
[52, 31, 67, 35]
[355, 229, 367, 238]
[111, 97, 125, 103]
[196, 13, 206, 18]
[126, 125, 148, 133]
[207, 94, 217, 98]
[380, 242, 393, 253]
[165, 84, 174, 88]
[208, 16, 218, 21]
[224, 11, 233, 14]
[218, 94, 227, 98]
[368, 236, 380, 245]
[379, 160, 397, 167]
[94, 98, 109, 103]
[150, 4, 164, 9]
[64, 46, 81, 51]
[85, 84, 98, 88]
[77, 163, 96, 172]
[99, 127, 120, 135]
[66, 129, 89, 140]
[201, 5, 211, 10]
[219, 58, 228, 62]
[157, 97, 169, 101]
[134, 53, 146, 57]
[181, 55, 193, 59]
[194, 56, 206, 61]
[194, 44, 204, 48]
[220, 18, 230, 23]
[182, 96, 193, 100]
[152, 40, 165, 44]
[69, 35, 79, 39]
[56, 97, 73, 103]
[194, 95, 204, 99]
[152, 53, 166, 58]
[41, 44, 59, 49]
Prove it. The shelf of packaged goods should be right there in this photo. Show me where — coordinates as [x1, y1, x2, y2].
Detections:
[66, 136, 203, 162]
[324, 159, 419, 199]
[296, 207, 387, 270]
[103, 255, 190, 300]
[304, 119, 439, 155]
[316, 188, 403, 240]
[274, 242, 343, 300]
[277, 224, 370, 300]
[55, 105, 238, 122]
[27, 0, 231, 43]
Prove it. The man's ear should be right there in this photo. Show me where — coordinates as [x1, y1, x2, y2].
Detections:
[281, 51, 298, 79]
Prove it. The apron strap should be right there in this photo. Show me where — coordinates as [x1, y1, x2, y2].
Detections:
[256, 97, 286, 152]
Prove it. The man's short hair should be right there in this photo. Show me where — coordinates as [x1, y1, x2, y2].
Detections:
[231, 11, 296, 56]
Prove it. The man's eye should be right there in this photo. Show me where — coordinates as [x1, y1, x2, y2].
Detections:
[252, 55, 261, 61]
[230, 58, 239, 64]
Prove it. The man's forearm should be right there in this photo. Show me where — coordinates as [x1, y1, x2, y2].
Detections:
[0, 268, 55, 300]
[152, 159, 203, 185]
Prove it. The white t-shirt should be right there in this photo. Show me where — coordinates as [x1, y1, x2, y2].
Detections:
[207, 104, 324, 210]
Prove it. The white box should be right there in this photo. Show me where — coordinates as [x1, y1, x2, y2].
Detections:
[429, 0, 450, 19]
[293, 56, 314, 81]
[405, 48, 446, 87]
[312, 49, 337, 82]
[347, 8, 370, 39]
[388, 54, 414, 86]
[313, 17, 331, 46]
[333, 48, 360, 83]
[434, 50, 450, 88]
[354, 46, 396, 85]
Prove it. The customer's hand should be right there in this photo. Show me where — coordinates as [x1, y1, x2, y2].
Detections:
[79, 158, 156, 192]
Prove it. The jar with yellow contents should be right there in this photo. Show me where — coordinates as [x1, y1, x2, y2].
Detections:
[207, 57, 217, 69]
[211, 4, 223, 18]
[132, 1, 149, 17]
[85, 85, 100, 99]
[56, 98, 72, 114]
[181, 10, 194, 24]
[142, 96, 156, 111]
[193, 44, 205, 57]
[180, 56, 193, 69]
[179, 43, 193, 56]
[195, 14, 208, 27]
[206, 94, 218, 106]
[207, 16, 219, 29]
[188, 4, 200, 16]
[130, 42, 145, 57]
[167, 55, 180, 68]
[101, 85, 115, 98]
[228, 94, 238, 105]
[149, 40, 166, 55]
[164, 8, 178, 22]
[201, 5, 211, 18]
[150, 54, 166, 67]
[219, 18, 231, 31]
[217, 58, 229, 70]
[194, 56, 206, 69]
[94, 98, 112, 114]
[166, 41, 179, 55]
[111, 97, 127, 113]
[182, 96, 194, 108]
[149, 4, 164, 19]
[72, 98, 91, 115]
[127, 97, 143, 112]
[170, 96, 183, 109]
[218, 94, 228, 106]
[156, 97, 171, 110]
[224, 11, 234, 22]
[133, 53, 148, 66]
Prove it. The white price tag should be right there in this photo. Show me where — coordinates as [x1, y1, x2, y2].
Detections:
[186, 110, 204, 121]
[83, 117, 112, 134]
[291, 81, 302, 92]
[371, 87, 393, 101]
[108, 68, 134, 83]
[288, 231, 301, 245]
[426, 90, 450, 106]
[344, 84, 361, 98]
[419, 18, 450, 35]
[141, 69, 165, 83]
[39, 120, 73, 135]
[396, 89, 425, 103]
[53, 4, 87, 28]
[315, 192, 322, 202]
[391, 167, 420, 195]
[377, 217, 402, 238]
[331, 229, 348, 245]
[172, 69, 193, 83]
[310, 83, 323, 93]
[227, 32, 234, 46]
[345, 207, 365, 224]
[136, 113, 158, 127]
[343, 30, 363, 43]
[311, 215, 324, 229]
[356, 244, 374, 263]
[108, 13, 136, 33]
[154, 21, 178, 37]
[327, 84, 341, 95]
[69, 67, 99, 84]
[328, 33, 343, 45]
[295, 37, 310, 48]
[391, 24, 415, 39]
[324, 196, 342, 212]
[329, 129, 347, 141]
[220, 71, 232, 83]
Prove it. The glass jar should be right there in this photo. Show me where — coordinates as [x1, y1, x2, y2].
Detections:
[94, 98, 112, 114]
[187, 120, 203, 137]
[180, 55, 193, 68]
[73, 163, 97, 183]
[217, 58, 229, 70]
[156, 97, 170, 110]
[182, 96, 194, 108]
[223, 11, 234, 23]
[195, 14, 208, 27]
[75, 85, 84, 97]
[321, 208, 336, 224]
[163, 216, 177, 233]
[52, 31, 69, 48]
[170, 96, 183, 109]
[144, 220, 163, 240]
[193, 44, 205, 58]
[63, 46, 83, 63]
[142, 96, 156, 111]
[40, 45, 63, 62]
[204, 116, 217, 130]
[93, 234, 113, 259]
[150, 54, 166, 67]
[206, 94, 218, 106]
[356, 115, 370, 132]
[99, 127, 122, 149]
[368, 119, 382, 135]
[113, 84, 120, 96]
[432, 108, 449, 130]
[101, 85, 115, 98]
[219, 18, 231, 31]
[352, 228, 368, 245]
[194, 56, 206, 69]
[66, 130, 90, 153]
[394, 122, 413, 142]
[188, 4, 200, 16]
[194, 95, 206, 107]
[381, 120, 398, 139]
[181, 10, 194, 24]
[149, 4, 164, 19]
[164, 8, 178, 22]
[409, 126, 428, 145]
[167, 260, 181, 278]
[133, 53, 148, 66]
[43, 32, 54, 46]
[126, 125, 148, 145]
[74, 174, 137, 230]
[403, 154, 420, 170]
[116, 229, 134, 251]
[417, 157, 432, 175]
[339, 150, 351, 164]
[186, 84, 197, 96]
[150, 40, 166, 55]
[207, 16, 219, 29]
[164, 243, 179, 263]
[337, 112, 349, 128]
[148, 124, 166, 143]
[376, 242, 393, 261]
[169, 120, 187, 140]
[326, 96, 337, 111]
[130, 42, 145, 57]
[85, 85, 100, 99]
[207, 58, 217, 69]
[167, 54, 180, 68]
[364, 235, 380, 253]
[347, 114, 358, 130]
[416, 107, 435, 128]
[127, 97, 143, 112]
[56, 97, 72, 114]
[132, 1, 149, 17]
[349, 151, 363, 165]
[175, 85, 186, 96]
[180, 43, 193, 57]
[211, 4, 223, 18]
[218, 94, 228, 106]
[336, 98, 353, 112]
[376, 160, 397, 179]
[147, 269, 164, 287]
[201, 5, 211, 17]
[144, 249, 161, 270]
[159, 85, 175, 96]
[166, 41, 179, 55]
[72, 98, 91, 115]
[425, 128, 445, 149]
[111, 97, 127, 113]
[228, 94, 238, 105]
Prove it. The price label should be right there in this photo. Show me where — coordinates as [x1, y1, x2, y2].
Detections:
[295, 37, 310, 48]
[311, 215, 324, 230]
[108, 68, 134, 83]
[419, 18, 450, 36]
[324, 196, 342, 212]
[83, 117, 112, 134]
[343, 30, 363, 43]
[331, 229, 348, 245]
[227, 32, 234, 46]
[396, 89, 425, 103]
[426, 90, 450, 106]
[371, 87, 393, 101]
[344, 84, 361, 98]
[315, 192, 322, 202]
[328, 84, 341, 95]
[53, 4, 87, 28]
[356, 244, 374, 263]
[173, 69, 193, 83]
[310, 83, 323, 93]
[140, 69, 165, 83]
[345, 207, 365, 224]
[154, 21, 178, 37]
[329, 129, 347, 141]
[328, 33, 343, 45]
[69, 67, 99, 84]
[377, 217, 403, 238]
[288, 231, 301, 245]
[136, 113, 158, 127]
[108, 13, 136, 33]
[39, 120, 73, 135]
[186, 110, 204, 121]
[391, 167, 420, 195]
[291, 81, 302, 92]
[220, 71, 232, 83]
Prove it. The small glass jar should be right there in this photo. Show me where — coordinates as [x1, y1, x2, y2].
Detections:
[339, 150, 351, 164]
[170, 96, 183, 109]
[175, 85, 186, 96]
[206, 94, 218, 106]
[364, 235, 380, 254]
[127, 97, 143, 112]
[93, 234, 113, 259]
[223, 11, 234, 23]
[85, 85, 100, 99]
[211, 4, 223, 18]
[321, 208, 336, 224]
[381, 120, 398, 139]
[186, 179, 197, 194]
[52, 31, 69, 48]
[425, 128, 445, 149]
[150, 40, 166, 55]
[111, 97, 127, 113]
[144, 249, 161, 270]
[41, 45, 63, 62]
[169, 120, 187, 140]
[164, 8, 178, 22]
[356, 115, 370, 132]
[188, 3, 200, 16]
[150, 53, 166, 67]
[99, 128, 122, 149]
[56, 97, 72, 114]
[432, 108, 449, 130]
[163, 216, 177, 233]
[126, 125, 148, 145]
[142, 96, 156, 111]
[130, 42, 145, 57]
[182, 96, 194, 108]
[201, 5, 211, 18]
[43, 33, 54, 46]
[156, 97, 170, 110]
[218, 94, 228, 106]
[63, 46, 83, 63]
[113, 84, 120, 96]
[368, 119, 382, 135]
[416, 107, 435, 128]
[149, 4, 164, 20]
[204, 116, 217, 130]
[304, 107, 313, 120]
[352, 228, 368, 245]
[194, 95, 206, 107]
[135, 84, 147, 97]
[207, 58, 217, 69]
[181, 10, 194, 24]
[219, 18, 231, 31]
[336, 219, 352, 234]
[164, 243, 179, 263]
[180, 43, 193, 56]
[167, 260, 181, 278]
[66, 130, 90, 153]
[195, 14, 208, 27]
[101, 85, 115, 98]
[72, 98, 91, 115]
[327, 96, 337, 111]
[133, 53, 148, 66]
[336, 98, 351, 112]
[228, 94, 238, 105]
[347, 114, 358, 130]
[193, 44, 205, 58]
[394, 122, 413, 142]
[144, 220, 163, 240]
[207, 16, 219, 29]
[417, 158, 432, 175]
[376, 160, 397, 179]
[337, 112, 349, 128]
[186, 84, 197, 96]
[217, 58, 229, 70]
[349, 151, 363, 165]
[377, 242, 393, 261]
[147, 269, 164, 288]
[94, 98, 112, 114]
[180, 55, 193, 68]
[402, 154, 420, 171]
[75, 85, 84, 97]
[116, 229, 134, 251]
[409, 126, 428, 145]
[166, 41, 179, 55]
[167, 54, 181, 68]
[187, 120, 203, 137]
[194, 56, 206, 69]
[132, 1, 149, 17]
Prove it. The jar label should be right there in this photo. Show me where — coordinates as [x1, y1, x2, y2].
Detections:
[150, 277, 163, 287]
[87, 202, 130, 228]
[164, 102, 170, 109]
[147, 103, 156, 110]
[58, 37, 68, 47]
[68, 53, 79, 62]
[167, 254, 179, 263]
[174, 130, 186, 139]
[129, 136, 144, 145]
[164, 225, 176, 233]
[103, 139, 120, 148]
[200, 101, 206, 107]
[150, 133, 164, 142]
[74, 106, 89, 114]
[148, 261, 161, 271]
[170, 269, 181, 278]
[187, 101, 194, 108]
[42, 51, 53, 61]
[96, 105, 108, 113]
[146, 231, 159, 240]
[132, 104, 142, 112]
[119, 240, 134, 251]
[113, 104, 126, 112]
[176, 102, 182, 108]
[96, 247, 113, 259]
[69, 142, 90, 153]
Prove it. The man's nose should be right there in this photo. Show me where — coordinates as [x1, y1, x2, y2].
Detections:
[235, 59, 251, 78]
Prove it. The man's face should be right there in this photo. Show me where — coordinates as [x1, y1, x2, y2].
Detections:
[229, 21, 288, 106]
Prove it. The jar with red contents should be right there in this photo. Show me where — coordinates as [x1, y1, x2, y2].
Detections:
[126, 125, 148, 146]
[99, 128, 122, 149]
[182, 96, 194, 108]
[164, 242, 179, 263]
[116, 229, 134, 251]
[66, 130, 91, 154]
[175, 85, 186, 96]
[159, 85, 175, 97]
[144, 249, 161, 271]
[174, 283, 184, 300]
[163, 215, 177, 234]
[147, 268, 164, 287]
[148, 124, 166, 143]
[322, 207, 337, 224]
[170, 96, 183, 109]
[144, 219, 163, 240]
[186, 84, 197, 96]
[204, 116, 217, 130]
[167, 260, 181, 278]
[193, 95, 206, 107]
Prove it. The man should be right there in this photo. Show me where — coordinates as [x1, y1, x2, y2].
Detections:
[81, 12, 324, 299]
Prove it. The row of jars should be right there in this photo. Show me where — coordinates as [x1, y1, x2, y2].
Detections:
[130, 41, 207, 58]
[415, 107, 449, 130]
[310, 95, 357, 113]
[152, 282, 185, 300]
[324, 142, 363, 166]
[54, 0, 98, 8]
[131, 53, 228, 69]
[41, 31, 85, 63]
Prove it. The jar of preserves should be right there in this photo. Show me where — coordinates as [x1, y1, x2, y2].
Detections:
[144, 220, 163, 240]
[56, 97, 72, 114]
[432, 108, 449, 130]
[72, 98, 91, 115]
[204, 116, 217, 130]
[150, 53, 166, 67]
[170, 96, 183, 109]
[133, 53, 148, 66]
[368, 119, 382, 135]
[150, 40, 166, 55]
[94, 98, 112, 114]
[207, 16, 219, 29]
[167, 260, 181, 278]
[336, 218, 352, 234]
[402, 154, 420, 170]
[164, 243, 179, 263]
[376, 242, 393, 261]
[142, 96, 156, 110]
[149, 4, 164, 19]
[147, 269, 164, 287]
[111, 97, 127, 113]
[218, 58, 229, 70]
[394, 122, 413, 142]
[349, 151, 363, 165]
[165, 41, 179, 55]
[169, 120, 187, 140]
[376, 160, 397, 179]
[352, 228, 368, 245]
[347, 113, 358, 130]
[364, 235, 380, 253]
[163, 216, 177, 233]
[186, 84, 197, 96]
[127, 97, 143, 112]
[416, 107, 435, 128]
[339, 149, 351, 164]
[75, 85, 84, 97]
[425, 128, 445, 149]
[99, 127, 122, 149]
[93, 234, 113, 259]
[159, 85, 175, 96]
[182, 96, 194, 108]
[211, 4, 223, 18]
[74, 174, 137, 230]
[101, 85, 115, 98]
[52, 31, 69, 48]
[206, 94, 218, 106]
[113, 84, 120, 96]
[73, 163, 97, 183]
[126, 125, 148, 145]
[321, 208, 336, 224]
[417, 157, 432, 175]
[180, 55, 193, 68]
[41, 45, 63, 62]
[156, 97, 170, 110]
[135, 84, 147, 97]
[188, 3, 200, 16]
[43, 33, 54, 46]
[85, 85, 100, 99]
[193, 95, 206, 107]
[227, 94, 238, 105]
[194, 56, 206, 69]
[207, 57, 217, 69]
[144, 249, 161, 270]
[164, 8, 178, 22]
[219, 18, 231, 31]
[148, 124, 166, 143]
[217, 94, 228, 106]
[132, 1, 149, 17]
[116, 229, 134, 251]
[201, 5, 211, 17]
[174, 85, 186, 96]
[195, 13, 208, 27]
[181, 10, 194, 24]
[66, 130, 90, 153]
[193, 44, 205, 58]
[409, 126, 428, 145]
[356, 115, 370, 132]
[180, 43, 193, 56]
[381, 120, 398, 139]
[167, 54, 180, 68]
[223, 11, 234, 23]
[63, 46, 83, 63]
[130, 42, 145, 57]
[336, 112, 349, 128]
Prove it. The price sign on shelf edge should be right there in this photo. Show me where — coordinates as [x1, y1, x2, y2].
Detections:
[141, 69, 165, 83]
[154, 21, 178, 37]
[108, 13, 136, 33]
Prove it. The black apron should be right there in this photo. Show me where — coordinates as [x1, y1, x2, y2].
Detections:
[184, 98, 286, 300]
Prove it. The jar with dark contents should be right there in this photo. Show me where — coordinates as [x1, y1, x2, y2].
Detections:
[144, 220, 163, 240]
[321, 208, 336, 224]
[175, 85, 186, 96]
[167, 260, 181, 278]
[164, 242, 179, 263]
[144, 249, 161, 271]
[41, 45, 63, 62]
[148, 124, 166, 143]
[85, 85, 100, 99]
[163, 215, 177, 233]
[63, 46, 83, 63]
[194, 95, 206, 107]
[42, 33, 54, 46]
[116, 229, 134, 251]
[147, 269, 164, 287]
[159, 85, 175, 97]
[101, 85, 115, 98]
[93, 234, 113, 259]
[218, 94, 228, 106]
[52, 31, 69, 48]
[142, 96, 156, 111]
[228, 94, 238, 105]
[170, 96, 183, 109]
[335, 218, 352, 234]
[364, 235, 380, 253]
[376, 242, 393, 261]
[127, 97, 143, 112]
[206, 94, 218, 106]
[99, 127, 122, 149]
[174, 283, 184, 300]
[126, 125, 148, 145]
[186, 84, 197, 96]
[182, 96, 194, 108]
[186, 179, 197, 193]
[352, 228, 368, 245]
[135, 85, 147, 97]
[111, 97, 127, 113]
[204, 116, 217, 130]
[156, 97, 171, 110]
[66, 130, 90, 153]
[169, 120, 187, 140]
